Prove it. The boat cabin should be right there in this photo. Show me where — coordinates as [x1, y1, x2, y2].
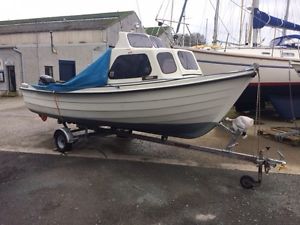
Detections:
[108, 32, 202, 83]
[34, 32, 203, 92]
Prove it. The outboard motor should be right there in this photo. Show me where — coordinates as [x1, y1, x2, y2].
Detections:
[38, 75, 55, 85]
[223, 116, 254, 150]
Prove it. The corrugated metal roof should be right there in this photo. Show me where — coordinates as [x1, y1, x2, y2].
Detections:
[0, 11, 135, 34]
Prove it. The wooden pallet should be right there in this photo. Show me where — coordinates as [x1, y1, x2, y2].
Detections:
[258, 127, 300, 146]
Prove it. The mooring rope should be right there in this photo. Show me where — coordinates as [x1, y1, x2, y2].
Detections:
[288, 62, 298, 128]
[53, 91, 62, 119]
[255, 68, 261, 154]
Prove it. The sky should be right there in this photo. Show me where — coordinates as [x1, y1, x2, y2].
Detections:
[1, 0, 300, 45]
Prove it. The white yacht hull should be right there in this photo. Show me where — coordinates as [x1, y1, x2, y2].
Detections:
[192, 48, 300, 82]
[188, 48, 300, 119]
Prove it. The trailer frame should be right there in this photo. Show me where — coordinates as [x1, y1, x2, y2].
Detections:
[53, 121, 287, 189]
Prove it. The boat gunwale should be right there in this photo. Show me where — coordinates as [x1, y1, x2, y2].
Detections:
[20, 68, 256, 95]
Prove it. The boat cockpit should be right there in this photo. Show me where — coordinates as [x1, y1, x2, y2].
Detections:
[269, 35, 300, 49]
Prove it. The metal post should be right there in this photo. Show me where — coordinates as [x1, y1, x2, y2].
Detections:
[205, 18, 208, 44]
[250, 0, 259, 47]
[212, 0, 220, 45]
[283, 0, 290, 36]
[176, 0, 188, 34]
[239, 0, 244, 45]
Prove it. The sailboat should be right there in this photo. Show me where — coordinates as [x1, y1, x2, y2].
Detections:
[177, 0, 300, 120]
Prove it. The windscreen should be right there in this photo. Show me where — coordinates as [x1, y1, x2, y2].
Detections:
[128, 33, 153, 48]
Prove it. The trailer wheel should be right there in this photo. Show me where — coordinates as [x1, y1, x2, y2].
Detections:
[54, 129, 72, 152]
[240, 175, 256, 189]
[116, 129, 132, 138]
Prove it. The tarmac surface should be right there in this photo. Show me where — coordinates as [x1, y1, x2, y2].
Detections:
[1, 97, 300, 225]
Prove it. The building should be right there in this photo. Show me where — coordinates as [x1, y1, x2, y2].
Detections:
[0, 11, 143, 96]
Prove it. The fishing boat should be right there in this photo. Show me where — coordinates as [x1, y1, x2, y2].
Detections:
[20, 32, 289, 189]
[20, 32, 256, 139]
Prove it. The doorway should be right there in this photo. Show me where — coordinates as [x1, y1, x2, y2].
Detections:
[59, 60, 76, 81]
[7, 66, 16, 92]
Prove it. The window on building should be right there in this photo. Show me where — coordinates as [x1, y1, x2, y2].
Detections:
[109, 54, 152, 79]
[45, 66, 53, 77]
[0, 71, 4, 82]
[177, 51, 199, 70]
[157, 52, 177, 74]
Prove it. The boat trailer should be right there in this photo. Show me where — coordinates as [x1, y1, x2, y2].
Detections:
[53, 120, 287, 190]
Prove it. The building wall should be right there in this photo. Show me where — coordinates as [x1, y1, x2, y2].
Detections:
[16, 42, 108, 84]
[0, 30, 106, 46]
[0, 30, 109, 94]
[0, 13, 144, 95]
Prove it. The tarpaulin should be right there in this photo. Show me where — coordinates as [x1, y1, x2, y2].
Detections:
[33, 48, 111, 92]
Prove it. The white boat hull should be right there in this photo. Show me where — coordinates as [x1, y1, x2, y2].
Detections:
[188, 48, 300, 119]
[21, 70, 255, 138]
[189, 48, 300, 82]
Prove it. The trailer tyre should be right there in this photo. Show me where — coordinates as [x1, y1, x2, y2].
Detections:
[54, 129, 72, 152]
[240, 175, 256, 189]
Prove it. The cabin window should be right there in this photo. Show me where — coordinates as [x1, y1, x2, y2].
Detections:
[109, 54, 152, 79]
[177, 51, 199, 70]
[128, 33, 153, 48]
[157, 52, 177, 74]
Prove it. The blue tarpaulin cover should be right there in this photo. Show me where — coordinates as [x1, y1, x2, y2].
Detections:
[33, 48, 112, 92]
[253, 8, 300, 31]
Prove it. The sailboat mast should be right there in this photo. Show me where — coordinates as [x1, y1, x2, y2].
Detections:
[283, 0, 291, 36]
[249, 0, 259, 47]
[176, 0, 188, 33]
[170, 0, 174, 28]
[239, 0, 244, 45]
[205, 18, 208, 43]
[212, 0, 220, 45]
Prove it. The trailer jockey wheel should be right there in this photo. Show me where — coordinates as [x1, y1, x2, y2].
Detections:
[240, 175, 256, 189]
[54, 129, 72, 153]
